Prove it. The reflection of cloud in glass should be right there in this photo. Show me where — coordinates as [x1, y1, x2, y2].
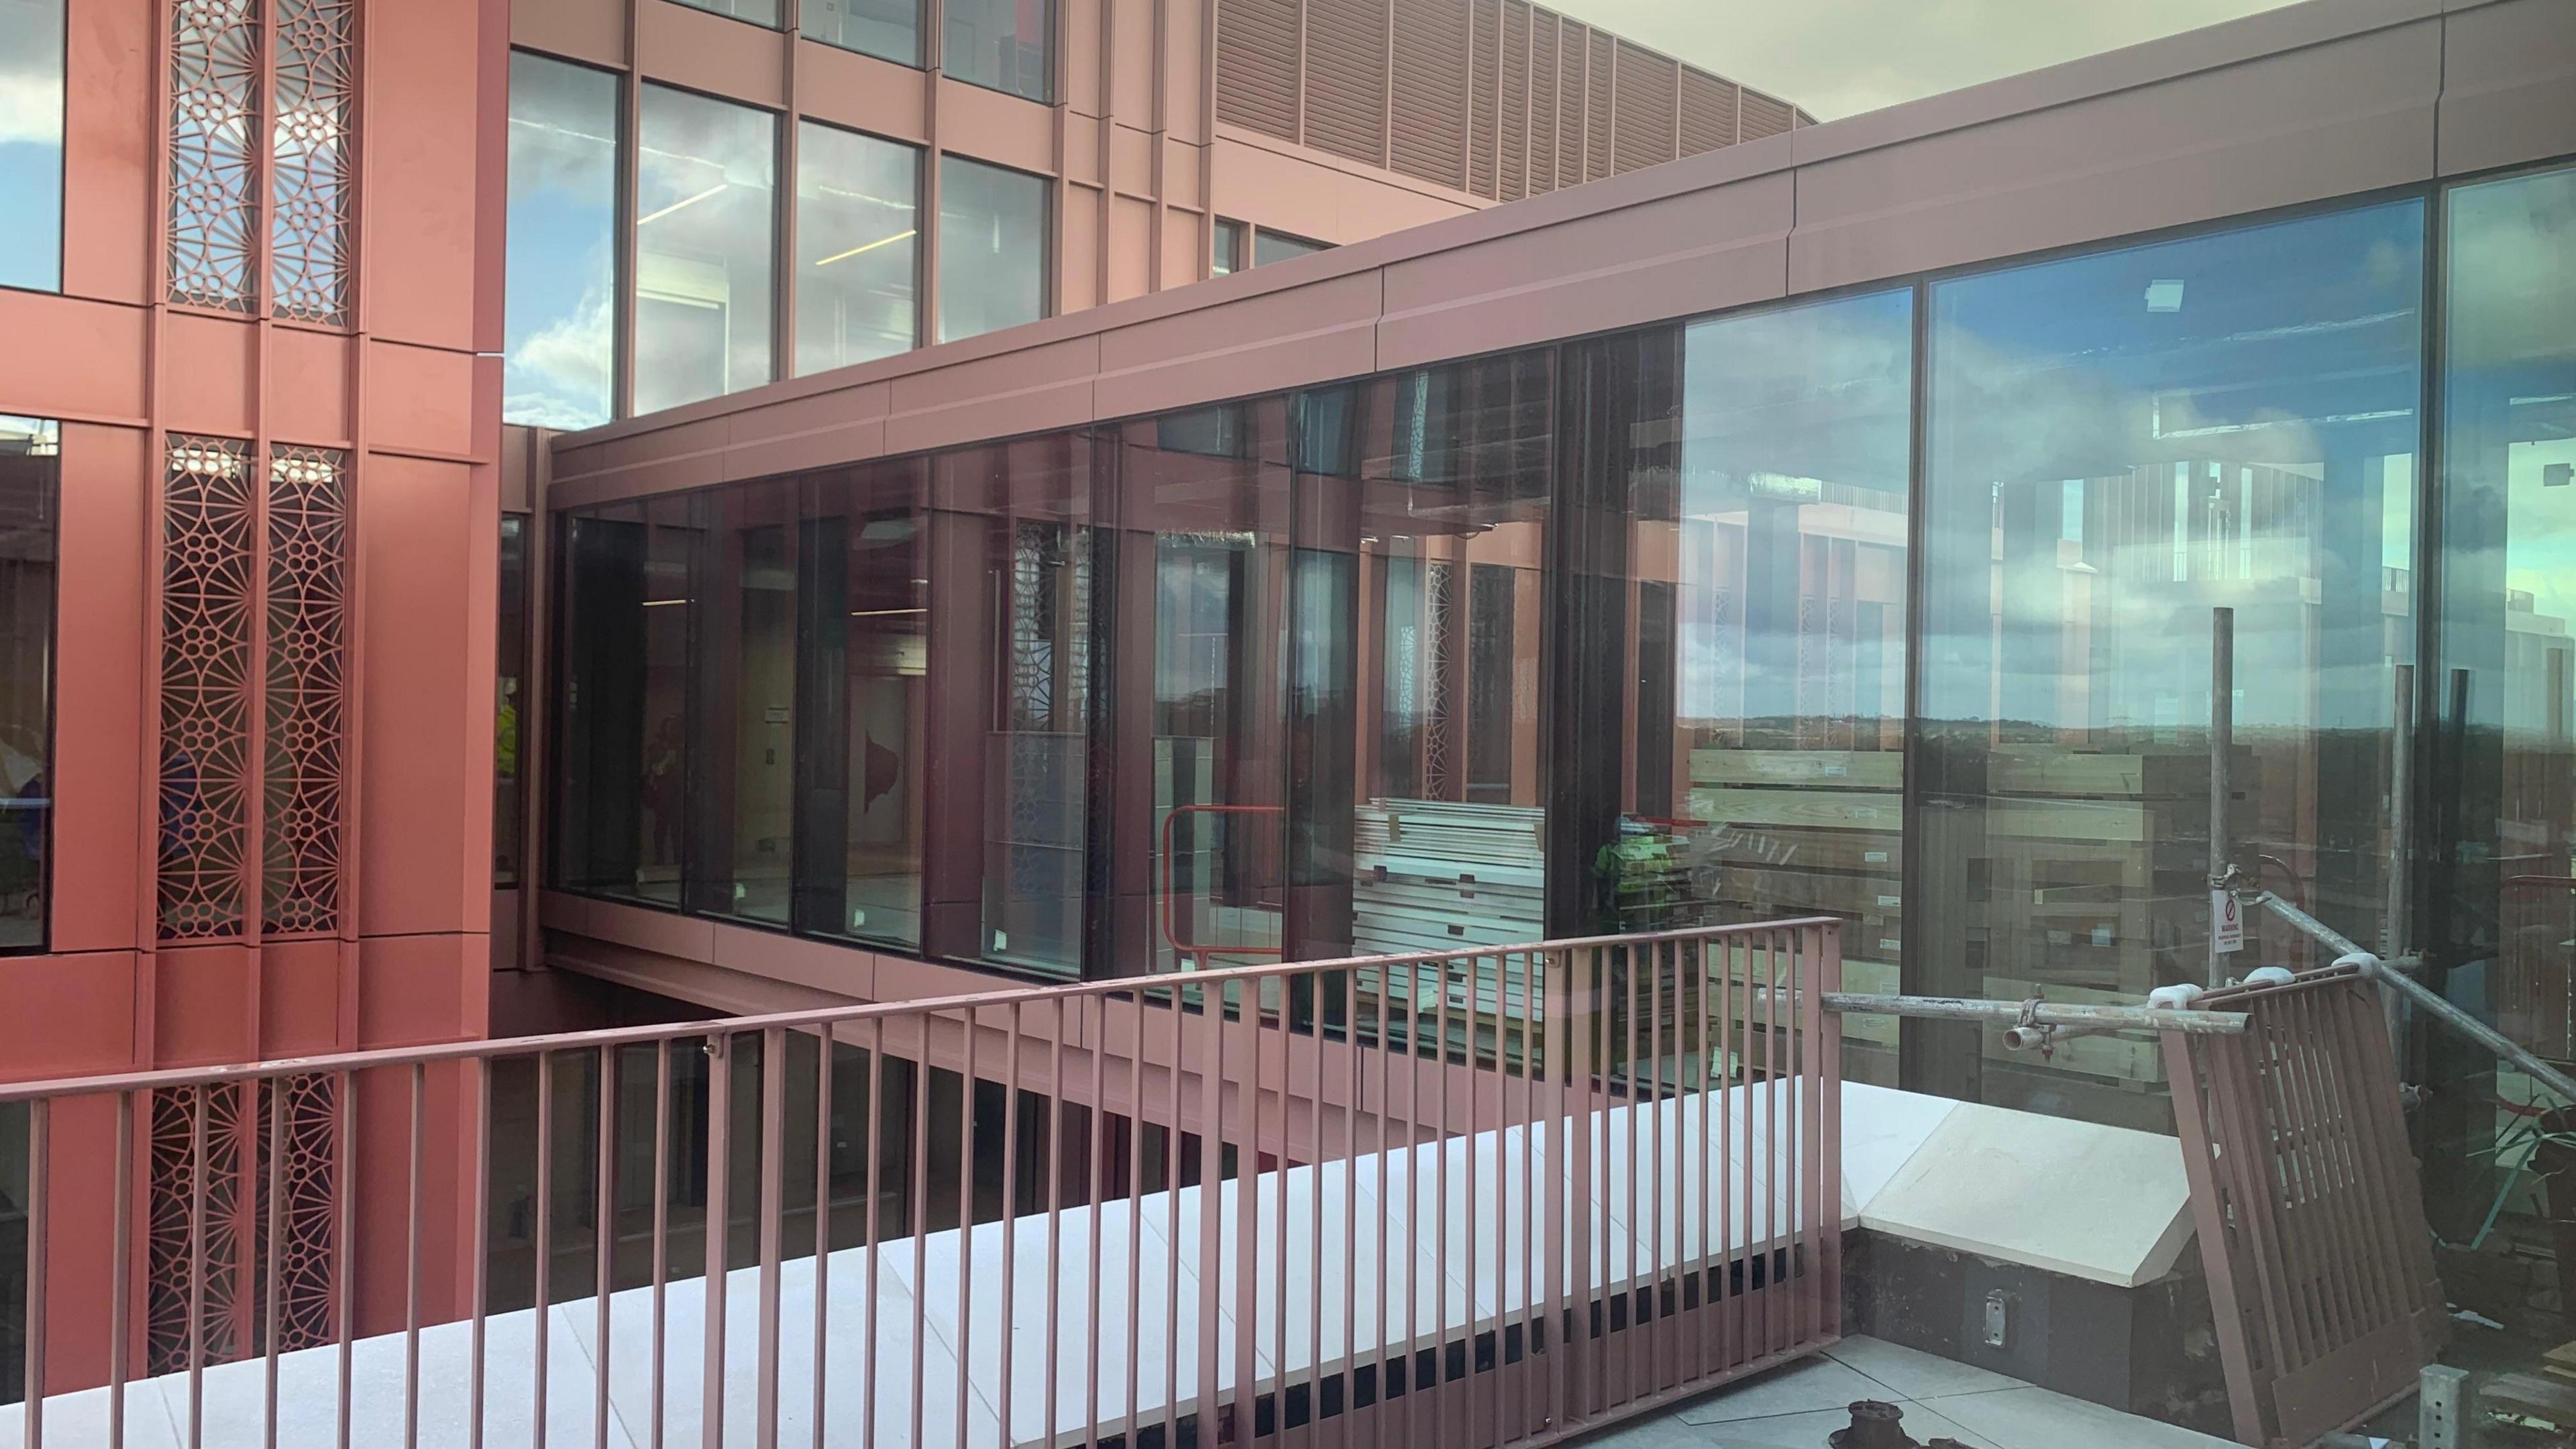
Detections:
[0, 0, 62, 146]
[506, 289, 614, 432]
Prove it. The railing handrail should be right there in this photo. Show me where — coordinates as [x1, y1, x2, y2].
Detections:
[0, 916, 1843, 1104]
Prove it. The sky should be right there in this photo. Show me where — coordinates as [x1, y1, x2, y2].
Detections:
[1542, 0, 2304, 120]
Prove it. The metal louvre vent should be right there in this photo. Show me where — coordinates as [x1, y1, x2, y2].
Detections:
[1741, 89, 1795, 140]
[1582, 28, 1613, 182]
[1497, 0, 1529, 199]
[1390, 0, 1470, 191]
[1529, 13, 1559, 194]
[1216, 0, 1300, 139]
[1466, 0, 1501, 197]
[1678, 66, 1740, 156]
[1304, 0, 1392, 166]
[1611, 40, 1677, 174]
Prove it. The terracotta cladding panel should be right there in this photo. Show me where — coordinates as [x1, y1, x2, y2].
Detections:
[1468, 0, 1501, 197]
[1498, 1, 1529, 199]
[1305, 0, 1391, 166]
[1390, 0, 1470, 190]
[1679, 68, 1739, 155]
[1216, 0, 1300, 140]
[1613, 41, 1676, 173]
[1741, 89, 1794, 139]
[1585, 30, 1613, 180]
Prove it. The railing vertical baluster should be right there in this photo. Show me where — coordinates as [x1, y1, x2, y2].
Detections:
[1693, 939, 1711, 1385]
[1818, 926, 1844, 1348]
[110, 1091, 132, 1449]
[405, 1060, 425, 1449]
[757, 1026, 786, 1449]
[1649, 941, 1667, 1396]
[598, 1046, 618, 1449]
[1736, 934, 1754, 1369]
[1195, 983, 1222, 1444]
[1232, 976, 1259, 1445]
[1117, 991, 1141, 1449]
[1276, 971, 1295, 1448]
[21, 1097, 46, 1449]
[1044, 1000, 1064, 1449]
[704, 1033, 733, 1449]
[1434, 954, 1452, 1445]
[998, 1004, 1021, 1449]
[1303, 967, 1323, 1448]
[1350, 964, 1370, 1444]
[1760, 930, 1780, 1360]
[1080, 996, 1105, 1449]
[812, 1029, 833, 1449]
[1373, 961, 1394, 1447]
[907, 1017, 928, 1449]
[1406, 957, 1425, 1444]
[263, 1074, 285, 1449]
[186, 1085, 206, 1449]
[535, 1051, 554, 1449]
[862, 1020, 884, 1449]
[953, 1008, 977, 1449]
[468, 1059, 490, 1449]
[1621, 941, 1640, 1408]
[1163, 987, 1181, 1444]
[650, 1040, 670, 1449]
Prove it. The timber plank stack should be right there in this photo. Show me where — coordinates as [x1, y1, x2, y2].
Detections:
[1350, 798, 1547, 957]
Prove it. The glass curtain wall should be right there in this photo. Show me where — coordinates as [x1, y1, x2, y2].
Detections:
[936, 156, 1046, 344]
[2431, 162, 2576, 1235]
[1920, 201, 2424, 1129]
[496, 514, 529, 888]
[670, 0, 780, 28]
[1108, 403, 1291, 976]
[636, 86, 777, 415]
[796, 458, 930, 949]
[802, 0, 920, 66]
[688, 480, 801, 924]
[504, 54, 621, 429]
[1252, 229, 1328, 269]
[1566, 292, 1915, 1083]
[796, 121, 920, 376]
[0, 419, 57, 951]
[555, 495, 699, 907]
[944, 0, 1052, 102]
[0, 0, 64, 292]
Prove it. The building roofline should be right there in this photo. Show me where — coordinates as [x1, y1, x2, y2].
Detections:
[549, 0, 2567, 504]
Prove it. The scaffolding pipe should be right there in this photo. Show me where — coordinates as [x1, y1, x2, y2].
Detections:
[2210, 606, 2235, 988]
[2248, 890, 2576, 1105]
[1817, 991, 2249, 1036]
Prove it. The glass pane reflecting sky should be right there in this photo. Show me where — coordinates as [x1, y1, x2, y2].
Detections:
[0, 0, 64, 292]
[503, 54, 619, 430]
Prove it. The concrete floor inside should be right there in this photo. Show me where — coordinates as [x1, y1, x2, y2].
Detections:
[1574, 1336, 2237, 1449]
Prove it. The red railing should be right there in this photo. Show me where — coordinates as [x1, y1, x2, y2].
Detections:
[0, 918, 1841, 1448]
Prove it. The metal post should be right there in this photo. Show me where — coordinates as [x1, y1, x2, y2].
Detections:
[2210, 606, 2235, 987]
[2418, 1364, 2470, 1449]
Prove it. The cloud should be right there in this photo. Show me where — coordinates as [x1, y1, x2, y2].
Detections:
[1540, 0, 2303, 119]
[504, 290, 614, 431]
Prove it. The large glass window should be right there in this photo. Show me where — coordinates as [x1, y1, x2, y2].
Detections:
[504, 54, 619, 431]
[921, 436, 1095, 975]
[796, 121, 919, 376]
[496, 514, 529, 888]
[0, 0, 65, 292]
[1285, 355, 1554, 965]
[2432, 163, 2576, 1232]
[1212, 219, 1246, 277]
[1920, 201, 2424, 1130]
[555, 496, 698, 907]
[688, 482, 801, 925]
[795, 460, 929, 949]
[944, 0, 1052, 103]
[803, 0, 920, 67]
[670, 0, 780, 28]
[1567, 290, 1915, 1084]
[936, 156, 1046, 344]
[1252, 228, 1328, 269]
[637, 86, 776, 415]
[0, 419, 55, 951]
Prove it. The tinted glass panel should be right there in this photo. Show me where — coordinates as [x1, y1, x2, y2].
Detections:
[504, 54, 619, 429]
[1212, 219, 1245, 277]
[945, 0, 1051, 101]
[919, 436, 1093, 975]
[0, 418, 56, 951]
[637, 87, 775, 414]
[670, 0, 779, 27]
[1285, 355, 1553, 966]
[796, 121, 919, 376]
[796, 461, 929, 949]
[0, 0, 62, 292]
[936, 156, 1045, 344]
[1569, 290, 1915, 1085]
[555, 496, 698, 906]
[1252, 229, 1326, 268]
[2433, 164, 2576, 1229]
[803, 0, 919, 66]
[1921, 201, 2424, 1130]
[688, 482, 800, 925]
[496, 513, 528, 887]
